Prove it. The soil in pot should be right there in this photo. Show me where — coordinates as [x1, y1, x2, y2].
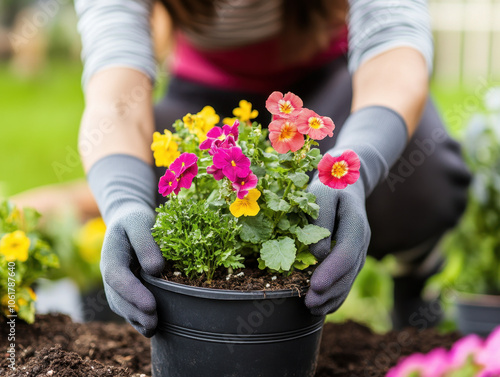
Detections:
[0, 314, 461, 377]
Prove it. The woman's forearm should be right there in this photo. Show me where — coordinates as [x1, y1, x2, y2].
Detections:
[79, 67, 154, 172]
[351, 47, 429, 137]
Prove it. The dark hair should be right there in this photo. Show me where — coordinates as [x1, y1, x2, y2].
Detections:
[158, 0, 347, 62]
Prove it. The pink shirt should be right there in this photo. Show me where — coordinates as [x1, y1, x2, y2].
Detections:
[171, 27, 348, 94]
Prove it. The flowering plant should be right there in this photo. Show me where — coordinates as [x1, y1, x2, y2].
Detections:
[387, 325, 500, 377]
[151, 92, 360, 282]
[0, 200, 59, 323]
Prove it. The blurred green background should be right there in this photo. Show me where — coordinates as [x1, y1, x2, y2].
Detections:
[1, 0, 499, 332]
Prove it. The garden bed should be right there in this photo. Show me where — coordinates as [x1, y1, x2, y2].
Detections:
[1, 314, 460, 377]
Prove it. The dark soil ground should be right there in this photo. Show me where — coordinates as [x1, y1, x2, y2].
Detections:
[0, 314, 461, 377]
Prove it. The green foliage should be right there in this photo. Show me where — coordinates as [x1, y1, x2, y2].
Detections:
[431, 89, 500, 295]
[0, 201, 59, 323]
[153, 197, 244, 281]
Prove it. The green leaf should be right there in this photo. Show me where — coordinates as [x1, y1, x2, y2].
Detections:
[239, 213, 274, 243]
[295, 250, 318, 266]
[288, 172, 309, 187]
[288, 192, 320, 219]
[292, 224, 331, 245]
[260, 237, 296, 271]
[251, 165, 266, 177]
[264, 190, 291, 212]
[262, 152, 279, 162]
[278, 152, 294, 162]
[277, 217, 290, 231]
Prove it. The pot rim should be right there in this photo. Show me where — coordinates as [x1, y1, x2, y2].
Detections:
[141, 270, 306, 300]
[454, 290, 500, 307]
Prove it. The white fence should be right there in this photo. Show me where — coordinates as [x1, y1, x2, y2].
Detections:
[430, 0, 500, 84]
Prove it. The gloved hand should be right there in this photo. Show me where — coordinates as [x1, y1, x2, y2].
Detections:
[88, 154, 164, 337]
[305, 106, 408, 316]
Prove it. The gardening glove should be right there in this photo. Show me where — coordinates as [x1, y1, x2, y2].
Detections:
[88, 154, 164, 337]
[305, 106, 408, 316]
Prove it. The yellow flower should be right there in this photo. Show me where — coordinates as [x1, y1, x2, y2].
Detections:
[151, 130, 180, 167]
[27, 287, 37, 301]
[229, 189, 261, 217]
[198, 106, 220, 129]
[76, 217, 106, 264]
[233, 100, 258, 123]
[183, 107, 220, 142]
[223, 117, 239, 126]
[0, 230, 30, 262]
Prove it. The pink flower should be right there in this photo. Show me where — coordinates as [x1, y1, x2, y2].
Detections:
[387, 349, 448, 377]
[212, 146, 251, 182]
[206, 164, 224, 181]
[169, 153, 198, 195]
[449, 334, 483, 369]
[268, 118, 305, 154]
[296, 109, 335, 140]
[232, 172, 258, 199]
[265, 91, 303, 119]
[169, 153, 198, 176]
[318, 150, 360, 189]
[158, 169, 178, 197]
[477, 326, 500, 376]
[200, 122, 239, 151]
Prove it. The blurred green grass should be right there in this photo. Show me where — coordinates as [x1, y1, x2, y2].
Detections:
[0, 60, 84, 196]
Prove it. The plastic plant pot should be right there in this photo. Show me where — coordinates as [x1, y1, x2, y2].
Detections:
[141, 270, 325, 377]
[455, 292, 500, 337]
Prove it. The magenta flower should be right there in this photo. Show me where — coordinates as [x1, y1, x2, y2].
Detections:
[296, 109, 335, 140]
[318, 150, 360, 189]
[232, 172, 258, 199]
[168, 153, 198, 195]
[170, 153, 198, 176]
[265, 91, 303, 119]
[200, 121, 239, 151]
[206, 164, 224, 181]
[158, 169, 178, 197]
[212, 146, 251, 182]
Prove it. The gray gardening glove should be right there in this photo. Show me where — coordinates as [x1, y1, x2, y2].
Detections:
[88, 154, 164, 337]
[305, 106, 408, 316]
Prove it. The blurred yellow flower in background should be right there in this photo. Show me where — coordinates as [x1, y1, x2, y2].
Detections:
[76, 217, 106, 264]
[0, 230, 30, 262]
[151, 129, 181, 167]
[233, 100, 258, 123]
[183, 106, 220, 142]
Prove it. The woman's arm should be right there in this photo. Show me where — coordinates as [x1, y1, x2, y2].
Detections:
[352, 46, 429, 136]
[79, 67, 154, 171]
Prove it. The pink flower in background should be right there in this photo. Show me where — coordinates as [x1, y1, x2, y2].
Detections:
[318, 150, 360, 189]
[296, 109, 335, 140]
[200, 122, 239, 151]
[232, 172, 258, 199]
[213, 146, 251, 182]
[158, 169, 178, 197]
[448, 334, 483, 369]
[268, 119, 305, 154]
[206, 164, 224, 181]
[387, 349, 448, 377]
[265, 91, 303, 119]
[477, 326, 500, 376]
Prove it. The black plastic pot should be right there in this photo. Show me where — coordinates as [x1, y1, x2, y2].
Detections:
[455, 292, 500, 337]
[141, 271, 325, 377]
